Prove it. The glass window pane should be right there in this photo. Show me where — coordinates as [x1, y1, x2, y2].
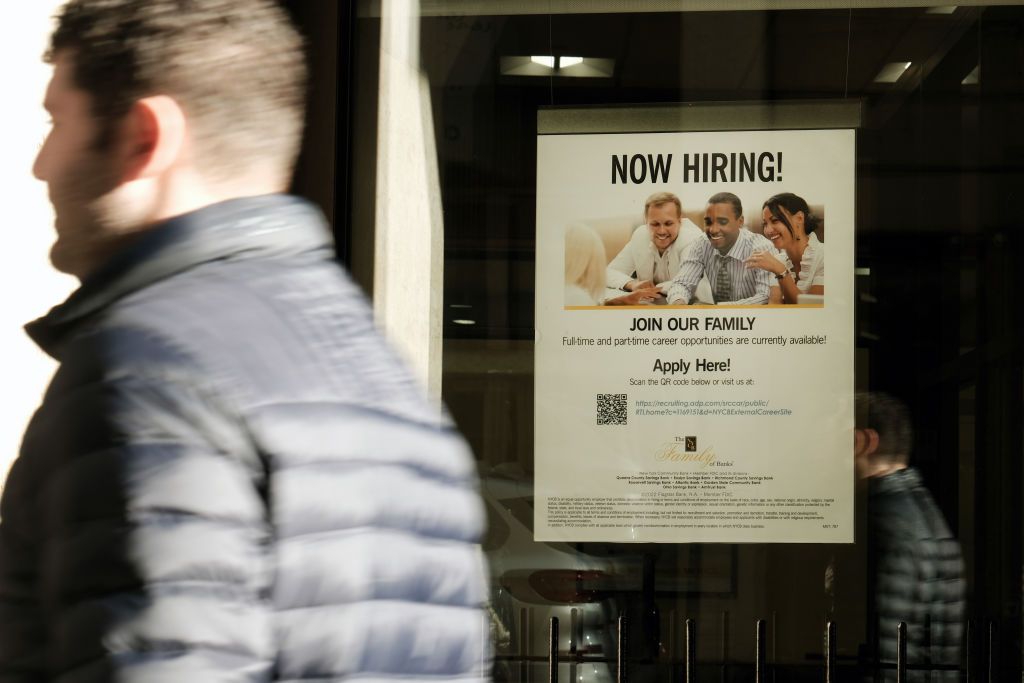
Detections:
[343, 4, 1024, 680]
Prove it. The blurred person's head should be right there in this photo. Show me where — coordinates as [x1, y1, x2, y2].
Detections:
[854, 392, 912, 478]
[703, 192, 744, 255]
[643, 192, 683, 254]
[761, 193, 819, 250]
[34, 0, 307, 279]
[565, 223, 607, 303]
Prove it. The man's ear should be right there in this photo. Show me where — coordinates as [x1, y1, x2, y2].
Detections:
[854, 428, 879, 459]
[119, 95, 188, 182]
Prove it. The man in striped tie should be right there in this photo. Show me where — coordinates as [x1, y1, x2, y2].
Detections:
[665, 192, 776, 305]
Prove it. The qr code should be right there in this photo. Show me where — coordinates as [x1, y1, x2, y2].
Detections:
[596, 393, 628, 425]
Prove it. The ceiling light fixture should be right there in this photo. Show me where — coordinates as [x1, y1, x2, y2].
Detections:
[500, 56, 614, 78]
[874, 61, 912, 84]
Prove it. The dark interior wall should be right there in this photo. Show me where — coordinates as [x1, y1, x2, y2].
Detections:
[859, 12, 1024, 670]
[974, 7, 1024, 667]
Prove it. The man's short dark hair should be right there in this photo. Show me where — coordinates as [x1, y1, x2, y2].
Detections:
[707, 192, 743, 220]
[856, 392, 912, 465]
[47, 0, 307, 183]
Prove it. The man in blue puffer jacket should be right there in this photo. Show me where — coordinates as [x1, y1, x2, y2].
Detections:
[0, 1, 490, 681]
[856, 393, 964, 682]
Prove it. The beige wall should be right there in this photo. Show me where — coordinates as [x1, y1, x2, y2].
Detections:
[374, 0, 445, 401]
[0, 4, 76, 491]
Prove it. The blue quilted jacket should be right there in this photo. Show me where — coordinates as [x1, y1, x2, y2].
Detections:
[870, 467, 964, 682]
[0, 195, 490, 682]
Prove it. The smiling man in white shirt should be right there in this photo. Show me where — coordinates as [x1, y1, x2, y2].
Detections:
[605, 192, 710, 303]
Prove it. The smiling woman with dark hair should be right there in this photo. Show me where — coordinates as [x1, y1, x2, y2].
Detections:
[744, 192, 825, 304]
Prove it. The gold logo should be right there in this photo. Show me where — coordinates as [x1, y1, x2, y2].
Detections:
[655, 442, 718, 467]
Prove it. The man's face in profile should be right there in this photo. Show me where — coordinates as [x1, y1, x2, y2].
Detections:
[703, 202, 743, 255]
[646, 202, 681, 254]
[34, 51, 124, 278]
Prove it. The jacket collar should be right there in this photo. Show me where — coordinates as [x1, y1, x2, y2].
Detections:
[25, 194, 332, 358]
[869, 466, 923, 497]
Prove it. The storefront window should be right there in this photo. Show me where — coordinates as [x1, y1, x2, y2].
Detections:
[347, 4, 1024, 680]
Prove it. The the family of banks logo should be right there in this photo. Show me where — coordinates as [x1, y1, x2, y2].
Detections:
[654, 436, 728, 467]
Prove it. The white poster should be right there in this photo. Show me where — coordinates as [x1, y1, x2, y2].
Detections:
[535, 126, 855, 543]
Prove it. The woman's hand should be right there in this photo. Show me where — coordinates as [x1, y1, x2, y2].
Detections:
[745, 250, 786, 276]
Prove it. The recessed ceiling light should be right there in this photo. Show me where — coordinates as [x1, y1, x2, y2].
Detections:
[874, 61, 912, 84]
[452, 319, 477, 326]
[558, 57, 615, 78]
[500, 56, 614, 78]
[500, 56, 555, 76]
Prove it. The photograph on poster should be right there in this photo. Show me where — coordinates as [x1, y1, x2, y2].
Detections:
[536, 125, 855, 544]
[564, 189, 826, 308]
